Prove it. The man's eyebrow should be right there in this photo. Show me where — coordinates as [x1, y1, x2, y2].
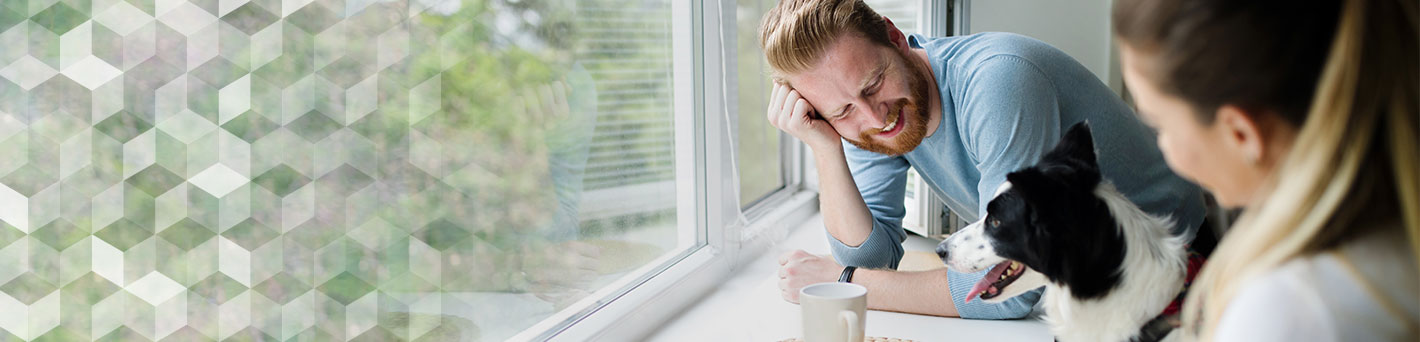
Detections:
[831, 62, 889, 119]
[858, 62, 888, 92]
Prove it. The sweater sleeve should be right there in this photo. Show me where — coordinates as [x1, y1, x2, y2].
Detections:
[828, 144, 911, 270]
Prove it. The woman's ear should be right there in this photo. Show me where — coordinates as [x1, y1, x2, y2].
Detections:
[1214, 105, 1266, 165]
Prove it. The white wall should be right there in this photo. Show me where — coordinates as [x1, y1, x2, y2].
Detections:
[964, 0, 1124, 94]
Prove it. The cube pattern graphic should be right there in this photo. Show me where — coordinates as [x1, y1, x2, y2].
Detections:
[0, 0, 680, 341]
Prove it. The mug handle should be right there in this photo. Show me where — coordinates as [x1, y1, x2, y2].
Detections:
[839, 310, 860, 342]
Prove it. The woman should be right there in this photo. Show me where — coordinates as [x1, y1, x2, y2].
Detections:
[1112, 0, 1418, 340]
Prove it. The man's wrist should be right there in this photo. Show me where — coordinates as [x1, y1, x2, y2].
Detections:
[811, 138, 842, 151]
[810, 144, 846, 162]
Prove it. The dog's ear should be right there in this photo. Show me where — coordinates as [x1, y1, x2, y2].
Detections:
[1042, 121, 1098, 168]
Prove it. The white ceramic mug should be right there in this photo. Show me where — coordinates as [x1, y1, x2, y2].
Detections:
[799, 282, 867, 342]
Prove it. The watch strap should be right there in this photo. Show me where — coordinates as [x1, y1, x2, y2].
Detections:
[838, 266, 857, 283]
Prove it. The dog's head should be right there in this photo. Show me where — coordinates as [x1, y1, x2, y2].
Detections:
[936, 122, 1126, 303]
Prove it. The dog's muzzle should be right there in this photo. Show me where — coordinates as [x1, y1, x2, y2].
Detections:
[935, 241, 950, 261]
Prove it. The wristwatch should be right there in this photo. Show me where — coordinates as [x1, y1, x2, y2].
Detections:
[838, 266, 857, 283]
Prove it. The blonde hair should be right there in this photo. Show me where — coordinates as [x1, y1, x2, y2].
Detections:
[1181, 0, 1420, 339]
[758, 0, 890, 79]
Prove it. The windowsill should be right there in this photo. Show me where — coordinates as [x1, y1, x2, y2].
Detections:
[647, 214, 1051, 341]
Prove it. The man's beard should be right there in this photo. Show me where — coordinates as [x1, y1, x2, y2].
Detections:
[843, 51, 932, 156]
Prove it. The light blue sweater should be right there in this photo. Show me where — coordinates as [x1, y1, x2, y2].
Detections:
[829, 33, 1206, 319]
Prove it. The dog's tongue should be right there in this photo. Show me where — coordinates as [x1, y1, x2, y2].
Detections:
[965, 261, 1013, 303]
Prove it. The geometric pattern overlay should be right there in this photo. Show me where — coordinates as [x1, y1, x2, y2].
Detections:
[0, 0, 678, 340]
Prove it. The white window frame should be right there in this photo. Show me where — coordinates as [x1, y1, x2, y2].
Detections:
[515, 1, 953, 340]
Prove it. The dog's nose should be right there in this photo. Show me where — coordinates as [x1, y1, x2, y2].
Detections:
[935, 243, 949, 259]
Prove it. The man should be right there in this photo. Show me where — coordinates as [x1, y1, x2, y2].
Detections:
[763, 0, 1206, 319]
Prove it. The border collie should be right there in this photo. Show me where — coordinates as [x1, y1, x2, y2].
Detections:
[936, 122, 1189, 342]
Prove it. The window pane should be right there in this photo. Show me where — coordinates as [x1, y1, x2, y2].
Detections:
[736, 0, 786, 206]
[0, 0, 685, 341]
[865, 0, 921, 34]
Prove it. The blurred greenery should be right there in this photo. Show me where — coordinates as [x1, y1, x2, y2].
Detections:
[3, 0, 683, 339]
[376, 0, 680, 293]
[14, 0, 678, 295]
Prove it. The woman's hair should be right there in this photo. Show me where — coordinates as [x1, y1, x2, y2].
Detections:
[1115, 0, 1419, 339]
[758, 0, 890, 78]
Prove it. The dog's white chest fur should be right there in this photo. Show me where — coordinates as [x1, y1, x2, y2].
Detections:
[1041, 184, 1187, 342]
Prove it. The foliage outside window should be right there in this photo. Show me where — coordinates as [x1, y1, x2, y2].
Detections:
[0, 0, 682, 340]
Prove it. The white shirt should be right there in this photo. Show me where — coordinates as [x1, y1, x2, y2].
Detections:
[1214, 226, 1419, 341]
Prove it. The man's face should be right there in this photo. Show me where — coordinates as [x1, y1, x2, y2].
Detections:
[786, 34, 933, 156]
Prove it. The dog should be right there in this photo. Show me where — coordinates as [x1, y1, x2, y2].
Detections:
[936, 122, 1191, 342]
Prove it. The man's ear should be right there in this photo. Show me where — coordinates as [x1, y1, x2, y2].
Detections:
[884, 16, 909, 52]
[1214, 105, 1266, 165]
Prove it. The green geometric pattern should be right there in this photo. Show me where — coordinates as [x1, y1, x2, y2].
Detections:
[0, 0, 681, 341]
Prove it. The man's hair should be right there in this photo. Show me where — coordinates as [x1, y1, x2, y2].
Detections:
[758, 0, 891, 80]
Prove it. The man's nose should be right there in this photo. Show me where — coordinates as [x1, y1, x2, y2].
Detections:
[852, 101, 889, 129]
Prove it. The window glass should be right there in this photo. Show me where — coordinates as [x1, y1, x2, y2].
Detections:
[0, 0, 684, 340]
[736, 0, 785, 207]
[865, 0, 921, 34]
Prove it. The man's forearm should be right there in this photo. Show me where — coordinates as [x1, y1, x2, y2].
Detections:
[813, 148, 876, 247]
[854, 268, 959, 317]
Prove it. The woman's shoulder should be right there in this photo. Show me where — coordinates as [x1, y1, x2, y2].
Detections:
[1214, 259, 1337, 341]
[1216, 226, 1418, 341]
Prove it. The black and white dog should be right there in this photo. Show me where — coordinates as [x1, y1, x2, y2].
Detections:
[936, 122, 1189, 342]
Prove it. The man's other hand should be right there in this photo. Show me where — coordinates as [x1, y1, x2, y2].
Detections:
[777, 249, 845, 303]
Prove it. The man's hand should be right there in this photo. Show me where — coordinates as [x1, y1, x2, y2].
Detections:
[523, 241, 602, 308]
[777, 249, 845, 303]
[767, 83, 841, 152]
[518, 81, 571, 130]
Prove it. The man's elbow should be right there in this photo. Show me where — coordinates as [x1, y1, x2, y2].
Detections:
[959, 295, 1038, 320]
[992, 293, 1039, 319]
[995, 302, 1034, 319]
[831, 243, 903, 270]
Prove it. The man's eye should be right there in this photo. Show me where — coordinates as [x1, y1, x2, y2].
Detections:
[865, 78, 883, 96]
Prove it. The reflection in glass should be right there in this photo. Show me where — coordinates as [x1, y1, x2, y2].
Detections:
[0, 0, 681, 340]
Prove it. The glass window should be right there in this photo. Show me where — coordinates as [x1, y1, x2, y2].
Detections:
[866, 0, 922, 34]
[736, 0, 786, 207]
[0, 0, 687, 340]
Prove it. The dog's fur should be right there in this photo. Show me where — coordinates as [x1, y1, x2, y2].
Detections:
[937, 122, 1187, 342]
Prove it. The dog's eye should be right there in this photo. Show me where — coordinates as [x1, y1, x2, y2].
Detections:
[989, 218, 1001, 227]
